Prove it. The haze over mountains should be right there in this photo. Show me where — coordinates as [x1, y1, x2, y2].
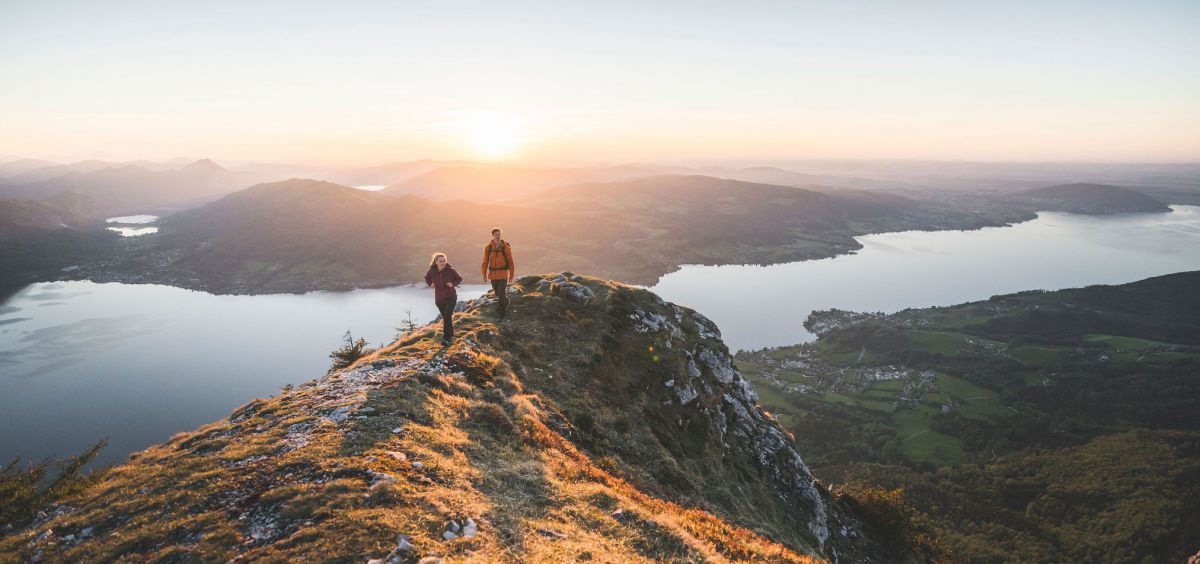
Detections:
[60, 173, 1043, 293]
[1017, 182, 1174, 214]
[0, 156, 1189, 297]
[380, 163, 656, 201]
[0, 192, 101, 235]
[0, 158, 262, 218]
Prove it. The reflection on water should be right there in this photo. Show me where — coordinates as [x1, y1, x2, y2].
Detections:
[0, 315, 166, 379]
[107, 226, 160, 236]
[22, 289, 91, 301]
[105, 215, 159, 224]
[0, 282, 486, 466]
[651, 206, 1200, 351]
[106, 214, 161, 237]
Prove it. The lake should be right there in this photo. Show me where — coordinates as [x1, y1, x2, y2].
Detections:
[651, 205, 1200, 351]
[0, 283, 486, 466]
[3, 206, 1200, 465]
[106, 214, 160, 237]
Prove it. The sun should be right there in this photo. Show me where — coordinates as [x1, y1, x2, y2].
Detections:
[463, 112, 526, 160]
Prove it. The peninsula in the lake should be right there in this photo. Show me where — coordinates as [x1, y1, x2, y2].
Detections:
[1016, 182, 1172, 215]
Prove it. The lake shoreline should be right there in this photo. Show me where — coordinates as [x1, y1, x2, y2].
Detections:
[24, 206, 1065, 297]
[649, 205, 1200, 351]
[11, 198, 1188, 298]
[2, 206, 1197, 467]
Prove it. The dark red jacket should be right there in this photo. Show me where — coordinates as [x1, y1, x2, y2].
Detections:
[425, 264, 463, 302]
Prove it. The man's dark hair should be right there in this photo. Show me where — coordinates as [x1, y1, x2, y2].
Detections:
[491, 227, 502, 235]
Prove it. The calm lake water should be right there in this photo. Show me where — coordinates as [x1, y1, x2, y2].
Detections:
[651, 205, 1200, 351]
[105, 215, 158, 224]
[106, 214, 160, 237]
[0, 283, 486, 466]
[3, 206, 1200, 465]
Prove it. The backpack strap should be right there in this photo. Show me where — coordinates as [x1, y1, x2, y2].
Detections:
[487, 242, 510, 270]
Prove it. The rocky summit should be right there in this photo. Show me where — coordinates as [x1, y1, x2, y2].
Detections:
[1, 273, 898, 562]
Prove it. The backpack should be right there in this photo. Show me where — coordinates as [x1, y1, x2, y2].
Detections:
[487, 242, 510, 270]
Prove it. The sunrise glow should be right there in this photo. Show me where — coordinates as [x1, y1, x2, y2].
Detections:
[463, 112, 526, 161]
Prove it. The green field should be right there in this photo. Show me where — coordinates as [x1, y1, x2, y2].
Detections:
[821, 391, 894, 413]
[905, 330, 973, 355]
[1083, 333, 1180, 350]
[891, 409, 966, 465]
[1008, 343, 1071, 365]
[794, 372, 998, 463]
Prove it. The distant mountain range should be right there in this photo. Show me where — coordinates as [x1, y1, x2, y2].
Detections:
[69, 173, 1175, 294]
[79, 174, 1029, 293]
[92, 178, 603, 292]
[0, 155, 1190, 295]
[1016, 182, 1172, 214]
[2, 158, 190, 184]
[3, 156, 1195, 216]
[0, 191, 118, 298]
[0, 158, 260, 217]
[0, 191, 102, 236]
[322, 159, 471, 187]
[380, 163, 657, 201]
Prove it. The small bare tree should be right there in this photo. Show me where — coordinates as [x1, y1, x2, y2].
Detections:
[329, 329, 372, 372]
[395, 308, 419, 339]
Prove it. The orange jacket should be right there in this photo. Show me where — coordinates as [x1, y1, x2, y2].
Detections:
[481, 240, 515, 280]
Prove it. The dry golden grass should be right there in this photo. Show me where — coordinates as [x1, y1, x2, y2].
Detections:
[1, 276, 835, 562]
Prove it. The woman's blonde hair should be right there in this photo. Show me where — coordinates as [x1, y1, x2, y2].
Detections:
[429, 252, 447, 268]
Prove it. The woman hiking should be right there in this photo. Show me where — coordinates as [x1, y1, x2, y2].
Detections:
[424, 252, 463, 346]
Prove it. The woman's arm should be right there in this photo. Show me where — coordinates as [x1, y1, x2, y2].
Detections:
[451, 268, 463, 286]
[424, 269, 434, 287]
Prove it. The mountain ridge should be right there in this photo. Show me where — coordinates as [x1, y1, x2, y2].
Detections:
[1018, 182, 1171, 214]
[68, 175, 1052, 293]
[0, 159, 254, 217]
[381, 163, 657, 201]
[0, 274, 901, 562]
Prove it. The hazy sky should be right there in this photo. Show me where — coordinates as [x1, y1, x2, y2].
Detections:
[2, 1, 1198, 165]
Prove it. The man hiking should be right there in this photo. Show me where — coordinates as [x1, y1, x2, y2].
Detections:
[481, 227, 516, 319]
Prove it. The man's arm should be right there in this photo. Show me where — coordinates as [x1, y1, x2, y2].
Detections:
[481, 246, 490, 279]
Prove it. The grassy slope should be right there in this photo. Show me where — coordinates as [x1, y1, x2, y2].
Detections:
[1, 274, 897, 562]
[735, 271, 1200, 562]
[835, 430, 1200, 563]
[739, 271, 1200, 468]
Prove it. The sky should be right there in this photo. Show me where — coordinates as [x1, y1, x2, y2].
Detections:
[1, 0, 1198, 166]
